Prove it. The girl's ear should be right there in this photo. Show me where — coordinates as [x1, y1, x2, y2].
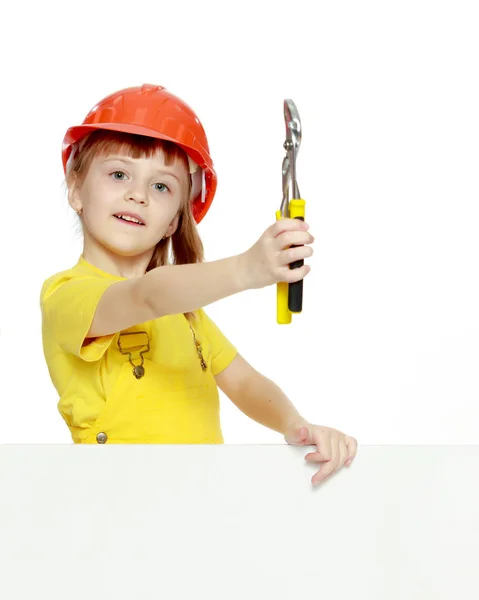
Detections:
[67, 177, 83, 214]
[166, 212, 181, 237]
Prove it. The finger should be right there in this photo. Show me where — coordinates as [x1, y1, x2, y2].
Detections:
[337, 439, 349, 471]
[344, 435, 358, 466]
[311, 428, 332, 462]
[276, 230, 314, 250]
[311, 459, 337, 486]
[305, 452, 333, 464]
[271, 218, 310, 237]
[305, 451, 330, 463]
[329, 435, 341, 472]
[311, 435, 341, 485]
[279, 245, 314, 267]
[280, 264, 311, 283]
[287, 425, 310, 445]
[306, 440, 348, 467]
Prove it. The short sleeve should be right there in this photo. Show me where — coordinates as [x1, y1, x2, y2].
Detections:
[197, 309, 238, 376]
[41, 274, 118, 362]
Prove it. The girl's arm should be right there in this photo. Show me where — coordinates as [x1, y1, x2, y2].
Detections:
[214, 354, 308, 435]
[87, 219, 312, 338]
[88, 255, 247, 337]
[216, 354, 359, 486]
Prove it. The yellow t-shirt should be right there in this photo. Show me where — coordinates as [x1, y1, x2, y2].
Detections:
[40, 256, 237, 444]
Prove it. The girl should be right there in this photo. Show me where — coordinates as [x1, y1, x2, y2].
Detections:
[40, 83, 357, 485]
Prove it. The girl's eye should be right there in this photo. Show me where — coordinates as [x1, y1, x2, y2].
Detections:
[154, 183, 169, 193]
[109, 172, 169, 192]
[111, 171, 127, 180]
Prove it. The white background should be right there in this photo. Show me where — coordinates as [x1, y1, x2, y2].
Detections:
[0, 0, 478, 444]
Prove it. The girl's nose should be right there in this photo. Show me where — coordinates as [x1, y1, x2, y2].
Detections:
[125, 187, 148, 205]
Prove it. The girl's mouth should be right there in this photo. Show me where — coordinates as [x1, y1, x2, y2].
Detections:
[114, 213, 145, 226]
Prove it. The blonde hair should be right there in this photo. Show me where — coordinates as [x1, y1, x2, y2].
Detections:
[66, 130, 205, 321]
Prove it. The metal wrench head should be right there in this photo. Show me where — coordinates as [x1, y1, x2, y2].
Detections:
[280, 155, 290, 217]
[284, 100, 302, 152]
[283, 99, 301, 199]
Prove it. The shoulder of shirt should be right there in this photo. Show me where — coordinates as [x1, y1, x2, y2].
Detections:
[40, 258, 110, 304]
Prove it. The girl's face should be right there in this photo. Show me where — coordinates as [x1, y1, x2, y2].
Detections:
[69, 150, 188, 259]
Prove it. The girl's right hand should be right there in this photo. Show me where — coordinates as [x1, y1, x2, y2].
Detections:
[239, 218, 314, 290]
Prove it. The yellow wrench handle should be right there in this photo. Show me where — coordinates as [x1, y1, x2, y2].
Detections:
[276, 209, 292, 324]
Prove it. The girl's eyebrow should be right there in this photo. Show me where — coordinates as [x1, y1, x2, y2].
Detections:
[102, 156, 180, 182]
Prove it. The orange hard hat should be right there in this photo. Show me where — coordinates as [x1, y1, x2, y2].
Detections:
[62, 84, 217, 224]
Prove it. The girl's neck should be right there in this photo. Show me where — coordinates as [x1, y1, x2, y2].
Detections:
[82, 236, 154, 279]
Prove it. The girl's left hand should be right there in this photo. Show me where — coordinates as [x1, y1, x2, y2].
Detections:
[284, 422, 358, 486]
